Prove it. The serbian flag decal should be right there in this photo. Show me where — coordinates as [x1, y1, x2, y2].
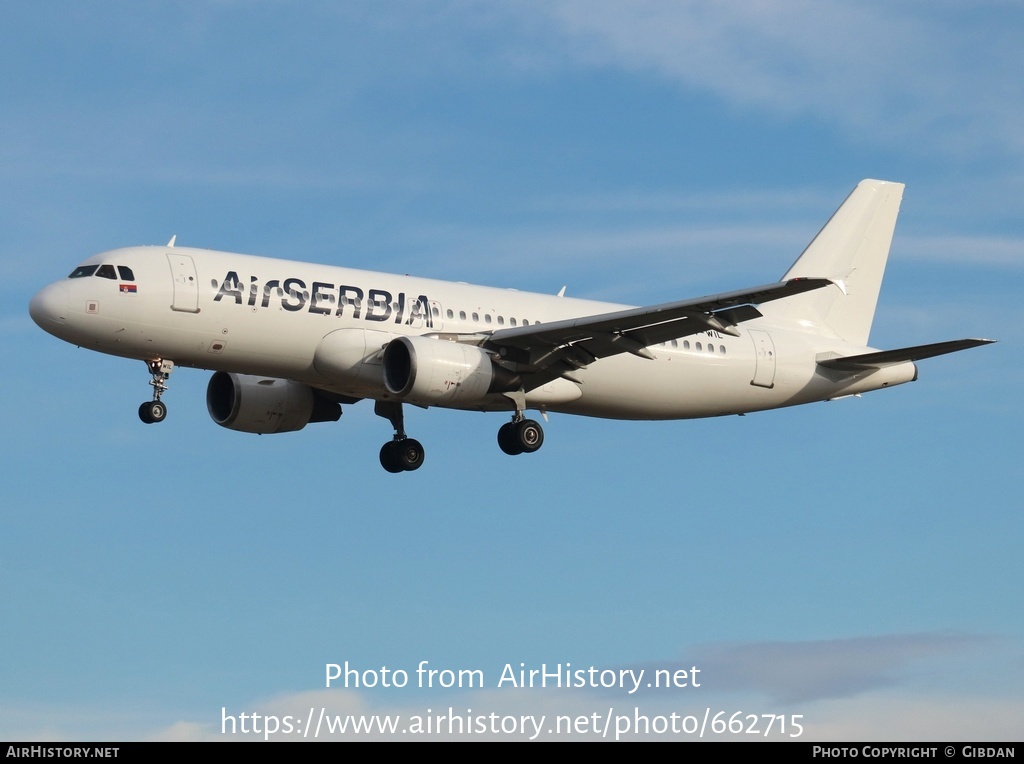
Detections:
[120, 284, 137, 293]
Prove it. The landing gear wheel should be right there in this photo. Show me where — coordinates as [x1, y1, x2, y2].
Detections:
[514, 419, 544, 453]
[379, 442, 403, 473]
[138, 400, 167, 424]
[379, 439, 425, 473]
[498, 419, 544, 455]
[497, 422, 523, 455]
[148, 400, 167, 423]
[396, 438, 425, 471]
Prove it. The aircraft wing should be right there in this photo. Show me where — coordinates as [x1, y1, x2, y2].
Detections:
[479, 277, 831, 384]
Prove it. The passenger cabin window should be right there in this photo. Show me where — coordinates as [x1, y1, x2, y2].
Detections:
[69, 265, 99, 279]
[96, 264, 117, 279]
[117, 265, 135, 281]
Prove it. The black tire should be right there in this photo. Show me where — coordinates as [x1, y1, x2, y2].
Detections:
[379, 442, 403, 473]
[514, 419, 544, 453]
[497, 422, 523, 455]
[138, 402, 154, 424]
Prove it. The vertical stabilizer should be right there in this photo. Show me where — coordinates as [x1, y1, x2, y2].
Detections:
[761, 179, 904, 345]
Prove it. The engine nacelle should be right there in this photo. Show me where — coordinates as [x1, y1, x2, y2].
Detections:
[382, 335, 520, 406]
[206, 372, 341, 434]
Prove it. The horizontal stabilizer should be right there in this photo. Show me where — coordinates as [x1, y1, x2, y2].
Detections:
[817, 338, 994, 371]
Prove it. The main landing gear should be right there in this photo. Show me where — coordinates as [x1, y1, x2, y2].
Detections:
[375, 401, 424, 473]
[139, 359, 174, 424]
[372, 401, 545, 473]
[497, 414, 545, 456]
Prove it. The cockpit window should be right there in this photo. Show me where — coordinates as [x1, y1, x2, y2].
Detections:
[69, 265, 99, 279]
[96, 264, 117, 279]
[117, 265, 135, 281]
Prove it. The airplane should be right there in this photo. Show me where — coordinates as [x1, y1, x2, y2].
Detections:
[29, 179, 992, 473]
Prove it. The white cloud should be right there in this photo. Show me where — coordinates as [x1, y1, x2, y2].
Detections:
[534, 1, 1024, 160]
[805, 694, 1024, 742]
[690, 634, 984, 704]
[6, 633, 1017, 741]
[898, 234, 1024, 268]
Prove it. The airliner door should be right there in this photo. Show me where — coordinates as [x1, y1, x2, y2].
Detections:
[167, 253, 200, 313]
[749, 329, 776, 388]
[429, 300, 444, 331]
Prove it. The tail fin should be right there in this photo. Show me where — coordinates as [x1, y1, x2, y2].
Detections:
[760, 179, 904, 345]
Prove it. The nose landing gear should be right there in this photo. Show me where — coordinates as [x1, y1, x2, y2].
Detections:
[139, 359, 174, 424]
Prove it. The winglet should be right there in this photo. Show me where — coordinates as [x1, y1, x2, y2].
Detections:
[167, 235, 177, 248]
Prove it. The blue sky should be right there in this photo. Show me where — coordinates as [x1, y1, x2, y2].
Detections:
[2, 2, 1020, 741]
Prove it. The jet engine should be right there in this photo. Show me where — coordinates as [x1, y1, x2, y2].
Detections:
[207, 371, 341, 434]
[382, 335, 520, 406]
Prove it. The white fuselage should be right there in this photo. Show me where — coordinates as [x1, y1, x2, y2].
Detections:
[29, 245, 917, 420]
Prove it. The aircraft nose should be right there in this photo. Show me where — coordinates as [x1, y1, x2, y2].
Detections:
[29, 281, 69, 330]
